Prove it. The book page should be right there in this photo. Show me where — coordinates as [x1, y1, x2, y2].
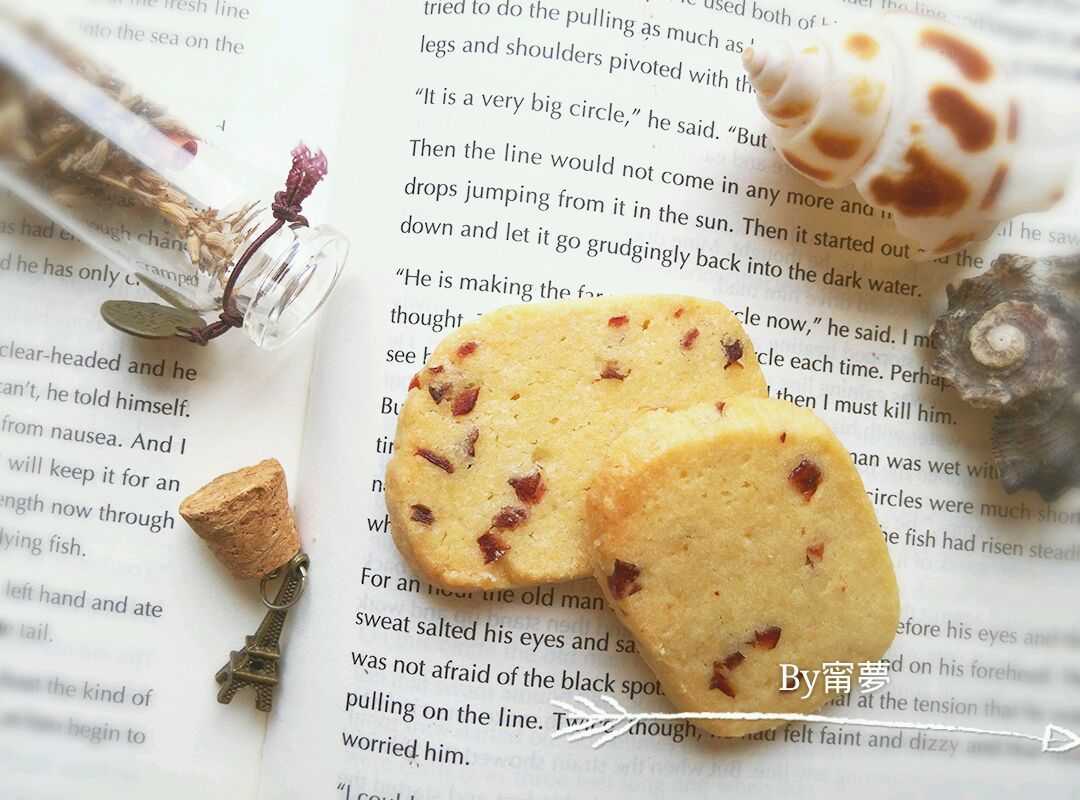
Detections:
[0, 1, 353, 797]
[264, 1, 1080, 797]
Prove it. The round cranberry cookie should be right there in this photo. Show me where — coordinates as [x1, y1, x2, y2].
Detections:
[385, 295, 766, 589]
[588, 398, 900, 735]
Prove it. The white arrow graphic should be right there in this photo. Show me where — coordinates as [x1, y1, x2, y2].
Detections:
[551, 695, 1080, 753]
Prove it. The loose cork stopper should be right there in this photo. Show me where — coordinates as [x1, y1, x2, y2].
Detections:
[180, 458, 300, 580]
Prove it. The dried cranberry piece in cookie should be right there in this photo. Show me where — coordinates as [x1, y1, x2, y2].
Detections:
[477, 532, 509, 564]
[492, 506, 528, 529]
[509, 469, 545, 504]
[723, 651, 745, 670]
[789, 459, 822, 501]
[806, 542, 825, 567]
[607, 559, 642, 599]
[600, 360, 628, 381]
[416, 448, 454, 473]
[452, 385, 480, 416]
[410, 505, 434, 525]
[463, 428, 479, 458]
[709, 664, 736, 698]
[723, 338, 744, 369]
[752, 626, 782, 650]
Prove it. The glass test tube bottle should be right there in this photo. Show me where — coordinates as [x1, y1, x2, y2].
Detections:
[0, 16, 348, 349]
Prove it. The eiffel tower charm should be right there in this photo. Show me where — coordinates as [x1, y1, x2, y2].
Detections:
[215, 551, 308, 712]
[181, 459, 309, 712]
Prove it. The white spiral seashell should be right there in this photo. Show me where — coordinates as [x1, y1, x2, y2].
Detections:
[743, 14, 1069, 258]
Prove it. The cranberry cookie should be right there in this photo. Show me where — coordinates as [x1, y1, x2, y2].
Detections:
[588, 398, 900, 736]
[385, 296, 766, 589]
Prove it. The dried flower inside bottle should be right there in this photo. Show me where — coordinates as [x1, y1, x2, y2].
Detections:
[0, 15, 348, 349]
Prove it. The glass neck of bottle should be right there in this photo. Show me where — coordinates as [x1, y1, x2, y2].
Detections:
[226, 208, 347, 350]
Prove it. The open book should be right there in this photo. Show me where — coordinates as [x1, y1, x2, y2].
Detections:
[2, 0, 1078, 797]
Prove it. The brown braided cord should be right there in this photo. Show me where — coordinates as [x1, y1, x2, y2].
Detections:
[187, 144, 328, 345]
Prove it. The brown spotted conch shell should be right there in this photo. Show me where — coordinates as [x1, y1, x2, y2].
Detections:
[742, 14, 1069, 259]
[931, 253, 1079, 501]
